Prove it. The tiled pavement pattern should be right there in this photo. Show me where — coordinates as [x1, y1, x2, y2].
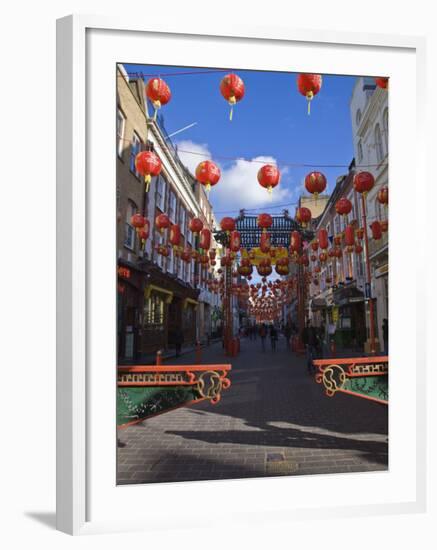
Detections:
[117, 337, 388, 484]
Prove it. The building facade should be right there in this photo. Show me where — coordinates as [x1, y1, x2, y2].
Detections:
[116, 64, 221, 364]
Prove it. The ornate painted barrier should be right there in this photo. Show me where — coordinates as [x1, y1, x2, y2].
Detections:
[117, 364, 232, 428]
[314, 356, 388, 404]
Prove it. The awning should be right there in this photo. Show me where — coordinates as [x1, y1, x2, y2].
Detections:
[183, 298, 198, 309]
[333, 285, 364, 307]
[311, 298, 327, 311]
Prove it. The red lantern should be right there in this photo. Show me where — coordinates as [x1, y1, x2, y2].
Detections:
[311, 240, 319, 252]
[355, 228, 364, 240]
[195, 161, 221, 193]
[220, 73, 245, 121]
[199, 228, 211, 250]
[230, 230, 241, 253]
[220, 217, 236, 233]
[370, 221, 382, 240]
[145, 77, 171, 113]
[289, 230, 302, 255]
[300, 254, 309, 267]
[335, 197, 352, 217]
[355, 244, 363, 254]
[297, 74, 322, 114]
[319, 252, 327, 263]
[131, 212, 146, 230]
[155, 213, 170, 233]
[354, 171, 375, 195]
[335, 247, 342, 258]
[138, 220, 150, 246]
[296, 207, 312, 228]
[181, 248, 191, 262]
[344, 225, 355, 247]
[304, 171, 327, 199]
[209, 249, 216, 261]
[260, 232, 271, 253]
[257, 213, 273, 231]
[380, 220, 389, 233]
[334, 234, 342, 246]
[169, 223, 181, 247]
[375, 77, 389, 89]
[200, 254, 209, 266]
[134, 151, 162, 192]
[257, 164, 280, 195]
[377, 186, 389, 206]
[318, 228, 328, 250]
[189, 217, 203, 235]
[310, 254, 317, 262]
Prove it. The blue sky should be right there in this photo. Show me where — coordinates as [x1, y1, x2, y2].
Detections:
[124, 63, 357, 216]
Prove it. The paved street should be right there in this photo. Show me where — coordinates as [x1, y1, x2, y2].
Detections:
[117, 336, 388, 484]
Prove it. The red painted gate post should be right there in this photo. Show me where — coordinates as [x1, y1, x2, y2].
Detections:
[156, 350, 162, 366]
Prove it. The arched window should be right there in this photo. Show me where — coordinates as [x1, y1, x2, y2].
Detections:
[356, 109, 362, 127]
[124, 200, 137, 250]
[375, 124, 383, 163]
[383, 108, 389, 152]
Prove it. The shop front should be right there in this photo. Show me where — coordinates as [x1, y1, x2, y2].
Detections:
[332, 285, 367, 350]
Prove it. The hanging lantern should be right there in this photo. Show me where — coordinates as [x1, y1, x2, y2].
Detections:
[220, 217, 236, 233]
[131, 212, 146, 231]
[155, 213, 170, 233]
[257, 164, 280, 195]
[181, 248, 191, 262]
[297, 73, 323, 114]
[138, 219, 150, 246]
[220, 73, 245, 121]
[344, 225, 355, 252]
[328, 248, 336, 259]
[304, 171, 327, 200]
[318, 228, 328, 250]
[296, 207, 312, 228]
[354, 171, 375, 195]
[260, 232, 271, 253]
[209, 249, 216, 261]
[377, 186, 389, 206]
[335, 247, 343, 258]
[300, 254, 309, 267]
[380, 220, 389, 233]
[257, 213, 273, 231]
[334, 234, 342, 246]
[355, 243, 363, 254]
[370, 221, 382, 240]
[319, 252, 328, 263]
[375, 77, 389, 89]
[134, 151, 162, 192]
[311, 239, 319, 252]
[195, 161, 221, 193]
[310, 254, 317, 262]
[335, 197, 352, 217]
[189, 217, 203, 235]
[199, 228, 211, 251]
[355, 228, 364, 240]
[230, 230, 241, 252]
[169, 223, 181, 248]
[200, 254, 209, 266]
[289, 230, 302, 255]
[145, 77, 171, 118]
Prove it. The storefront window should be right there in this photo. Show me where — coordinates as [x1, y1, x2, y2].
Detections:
[143, 294, 165, 327]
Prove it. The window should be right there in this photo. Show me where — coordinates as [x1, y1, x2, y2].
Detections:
[383, 108, 389, 151]
[186, 217, 193, 244]
[179, 207, 186, 235]
[347, 192, 355, 223]
[143, 294, 165, 326]
[117, 109, 125, 158]
[130, 132, 142, 176]
[375, 124, 383, 163]
[124, 200, 137, 250]
[357, 139, 363, 163]
[356, 109, 362, 127]
[167, 248, 174, 274]
[334, 216, 340, 236]
[168, 189, 177, 223]
[156, 175, 167, 211]
[154, 229, 165, 268]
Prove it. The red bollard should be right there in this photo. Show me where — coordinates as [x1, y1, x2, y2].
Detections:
[156, 350, 163, 366]
[330, 339, 336, 356]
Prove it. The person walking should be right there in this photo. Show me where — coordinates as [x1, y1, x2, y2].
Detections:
[270, 324, 278, 352]
[284, 322, 292, 349]
[174, 326, 184, 357]
[382, 318, 388, 355]
[302, 320, 318, 375]
[259, 323, 267, 352]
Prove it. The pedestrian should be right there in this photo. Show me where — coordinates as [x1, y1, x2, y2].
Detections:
[382, 318, 388, 355]
[284, 322, 292, 349]
[270, 324, 278, 351]
[174, 326, 184, 357]
[302, 320, 318, 375]
[259, 323, 267, 352]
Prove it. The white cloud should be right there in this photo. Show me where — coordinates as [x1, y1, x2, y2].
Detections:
[175, 140, 295, 214]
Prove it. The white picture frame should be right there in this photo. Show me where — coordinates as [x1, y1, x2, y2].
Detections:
[56, 14, 427, 535]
